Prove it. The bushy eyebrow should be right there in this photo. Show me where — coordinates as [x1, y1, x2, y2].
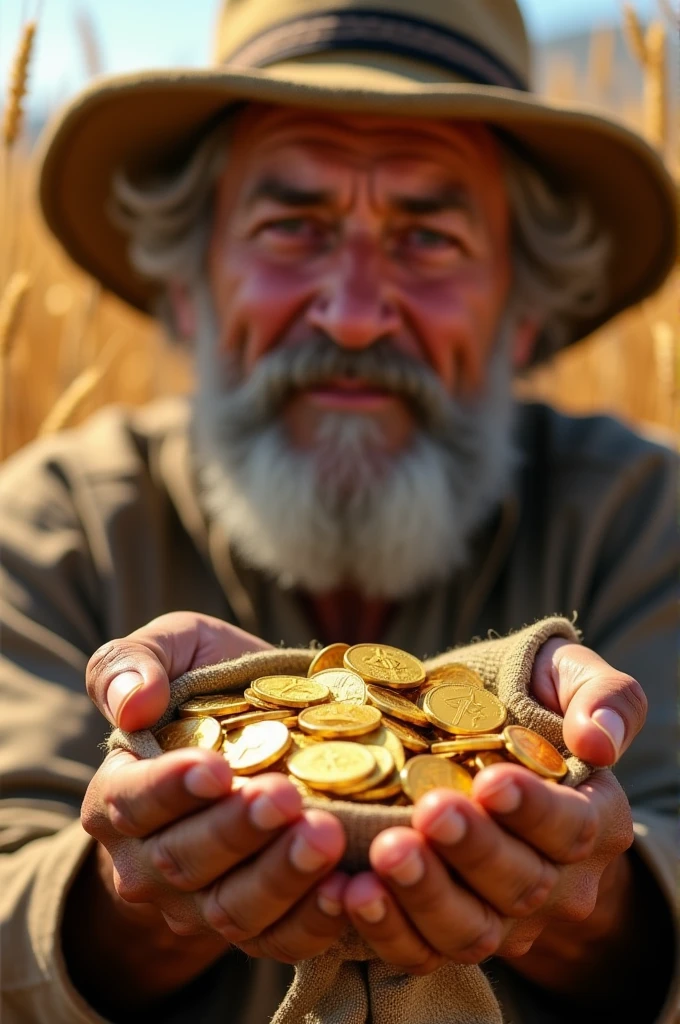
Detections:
[245, 176, 332, 209]
[245, 175, 477, 220]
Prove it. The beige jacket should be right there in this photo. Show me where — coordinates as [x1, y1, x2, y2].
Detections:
[0, 398, 677, 1023]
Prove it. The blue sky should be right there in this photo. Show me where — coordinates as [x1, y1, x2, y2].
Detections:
[0, 0, 657, 115]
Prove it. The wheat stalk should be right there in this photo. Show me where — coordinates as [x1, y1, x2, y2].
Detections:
[622, 5, 668, 150]
[0, 271, 30, 358]
[0, 271, 31, 458]
[622, 3, 647, 65]
[2, 20, 37, 148]
[39, 334, 122, 436]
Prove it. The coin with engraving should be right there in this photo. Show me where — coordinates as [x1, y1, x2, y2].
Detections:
[251, 675, 330, 708]
[288, 740, 376, 791]
[223, 720, 292, 775]
[503, 725, 568, 779]
[349, 769, 403, 802]
[178, 693, 251, 718]
[341, 745, 395, 795]
[475, 751, 506, 770]
[344, 644, 425, 689]
[355, 725, 406, 771]
[423, 684, 506, 734]
[366, 684, 428, 726]
[311, 668, 367, 705]
[425, 663, 486, 689]
[401, 755, 473, 802]
[297, 702, 381, 738]
[430, 734, 505, 756]
[221, 708, 295, 731]
[243, 687, 280, 710]
[156, 716, 222, 752]
[308, 643, 351, 676]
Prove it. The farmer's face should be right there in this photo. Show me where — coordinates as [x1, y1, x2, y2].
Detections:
[205, 106, 519, 455]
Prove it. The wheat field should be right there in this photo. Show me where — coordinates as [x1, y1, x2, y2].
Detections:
[0, 4, 678, 463]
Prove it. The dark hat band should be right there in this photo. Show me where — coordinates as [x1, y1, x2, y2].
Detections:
[226, 9, 529, 92]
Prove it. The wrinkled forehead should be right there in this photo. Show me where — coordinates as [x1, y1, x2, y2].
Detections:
[224, 103, 507, 193]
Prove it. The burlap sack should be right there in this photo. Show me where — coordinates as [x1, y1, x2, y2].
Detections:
[108, 616, 591, 1024]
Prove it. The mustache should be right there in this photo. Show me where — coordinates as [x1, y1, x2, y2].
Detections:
[215, 335, 464, 436]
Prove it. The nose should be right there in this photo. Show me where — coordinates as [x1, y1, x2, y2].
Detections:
[307, 236, 401, 350]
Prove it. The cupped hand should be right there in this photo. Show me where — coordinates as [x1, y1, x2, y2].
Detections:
[82, 746, 349, 963]
[343, 765, 632, 973]
[343, 640, 646, 974]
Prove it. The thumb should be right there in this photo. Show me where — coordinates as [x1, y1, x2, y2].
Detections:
[86, 610, 273, 731]
[531, 639, 648, 767]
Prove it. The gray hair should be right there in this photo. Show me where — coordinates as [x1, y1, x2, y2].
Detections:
[110, 119, 610, 357]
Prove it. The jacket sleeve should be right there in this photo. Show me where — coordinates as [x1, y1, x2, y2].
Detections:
[0, 439, 113, 1023]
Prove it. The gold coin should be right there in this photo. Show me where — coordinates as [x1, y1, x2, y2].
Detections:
[475, 751, 507, 770]
[424, 663, 486, 689]
[178, 693, 251, 718]
[430, 734, 505, 756]
[340, 744, 395, 795]
[308, 643, 351, 676]
[349, 769, 403, 802]
[344, 644, 425, 689]
[355, 725, 406, 771]
[223, 720, 292, 775]
[366, 684, 428, 727]
[401, 755, 473, 802]
[156, 716, 222, 752]
[423, 684, 506, 735]
[503, 725, 568, 779]
[310, 668, 367, 705]
[243, 687, 280, 710]
[287, 741, 375, 791]
[297, 702, 382, 738]
[251, 675, 330, 708]
[383, 716, 430, 753]
[222, 708, 295, 731]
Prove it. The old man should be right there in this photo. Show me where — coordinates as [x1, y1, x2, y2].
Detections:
[0, 0, 677, 1022]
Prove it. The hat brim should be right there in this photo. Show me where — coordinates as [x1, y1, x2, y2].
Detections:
[37, 61, 678, 354]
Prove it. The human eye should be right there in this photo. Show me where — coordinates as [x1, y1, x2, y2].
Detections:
[403, 226, 459, 251]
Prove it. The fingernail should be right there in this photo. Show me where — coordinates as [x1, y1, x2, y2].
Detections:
[355, 897, 387, 924]
[289, 833, 329, 874]
[108, 671, 143, 724]
[426, 807, 467, 846]
[317, 892, 343, 917]
[248, 794, 288, 831]
[482, 779, 522, 814]
[592, 708, 625, 759]
[385, 848, 425, 887]
[184, 764, 226, 799]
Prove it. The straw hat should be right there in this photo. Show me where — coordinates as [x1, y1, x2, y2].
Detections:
[37, 0, 677, 352]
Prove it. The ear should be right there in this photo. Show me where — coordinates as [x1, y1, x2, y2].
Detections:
[511, 317, 540, 370]
[167, 279, 197, 341]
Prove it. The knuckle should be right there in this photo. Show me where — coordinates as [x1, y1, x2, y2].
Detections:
[508, 861, 558, 917]
[86, 640, 125, 701]
[147, 834, 194, 889]
[619, 676, 647, 729]
[455, 912, 502, 963]
[202, 888, 257, 942]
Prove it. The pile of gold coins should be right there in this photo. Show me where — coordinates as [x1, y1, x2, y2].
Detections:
[157, 643, 568, 804]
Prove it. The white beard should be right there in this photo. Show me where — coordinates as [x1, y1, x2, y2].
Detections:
[191, 285, 518, 599]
